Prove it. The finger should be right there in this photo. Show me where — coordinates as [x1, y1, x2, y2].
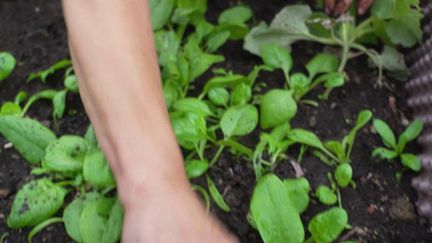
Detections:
[324, 0, 336, 14]
[358, 0, 374, 15]
[334, 0, 353, 16]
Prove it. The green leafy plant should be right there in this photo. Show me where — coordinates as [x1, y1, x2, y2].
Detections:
[245, 2, 421, 83]
[259, 44, 344, 102]
[373, 119, 423, 172]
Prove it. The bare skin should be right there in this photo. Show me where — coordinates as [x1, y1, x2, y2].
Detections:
[324, 0, 374, 16]
[61, 0, 237, 242]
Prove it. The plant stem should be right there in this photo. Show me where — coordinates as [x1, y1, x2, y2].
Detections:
[210, 145, 225, 166]
[337, 188, 343, 208]
[192, 185, 210, 214]
[338, 23, 351, 73]
[0, 232, 9, 243]
[28, 217, 63, 243]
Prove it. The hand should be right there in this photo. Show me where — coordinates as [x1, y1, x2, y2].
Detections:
[324, 0, 374, 16]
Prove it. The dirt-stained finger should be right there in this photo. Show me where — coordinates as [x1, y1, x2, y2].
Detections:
[324, 0, 336, 14]
[333, 0, 353, 16]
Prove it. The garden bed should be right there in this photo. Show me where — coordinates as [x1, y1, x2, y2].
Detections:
[1, 0, 432, 242]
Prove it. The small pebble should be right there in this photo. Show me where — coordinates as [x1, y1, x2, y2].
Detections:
[309, 116, 316, 127]
[3, 142, 12, 149]
[330, 102, 337, 109]
[0, 188, 10, 199]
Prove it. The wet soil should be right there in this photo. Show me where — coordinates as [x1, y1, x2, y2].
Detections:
[0, 0, 431, 242]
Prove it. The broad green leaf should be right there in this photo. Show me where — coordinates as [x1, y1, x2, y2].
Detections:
[53, 90, 67, 120]
[372, 147, 398, 160]
[7, 178, 66, 228]
[250, 174, 304, 243]
[289, 73, 310, 99]
[0, 116, 56, 164]
[207, 175, 230, 212]
[63, 192, 101, 242]
[306, 53, 339, 79]
[0, 102, 21, 116]
[155, 30, 180, 67]
[371, 0, 395, 19]
[203, 74, 248, 93]
[324, 141, 345, 162]
[335, 163, 352, 188]
[288, 129, 325, 151]
[149, 0, 175, 30]
[259, 44, 292, 75]
[260, 89, 297, 129]
[79, 197, 114, 243]
[206, 31, 231, 52]
[342, 110, 372, 155]
[398, 119, 423, 150]
[84, 125, 98, 146]
[83, 147, 116, 188]
[401, 153, 421, 172]
[0, 52, 16, 81]
[284, 177, 311, 213]
[220, 104, 258, 138]
[321, 72, 345, 88]
[171, 0, 207, 24]
[208, 87, 229, 106]
[379, 46, 409, 81]
[373, 119, 396, 148]
[101, 199, 124, 243]
[244, 5, 313, 55]
[189, 53, 224, 81]
[218, 6, 252, 26]
[186, 159, 209, 179]
[308, 207, 348, 243]
[171, 114, 206, 149]
[315, 185, 337, 205]
[230, 83, 252, 106]
[42, 136, 89, 173]
[174, 98, 212, 117]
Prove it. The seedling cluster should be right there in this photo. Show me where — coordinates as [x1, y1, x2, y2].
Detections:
[0, 0, 424, 243]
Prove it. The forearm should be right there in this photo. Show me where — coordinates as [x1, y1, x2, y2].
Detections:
[62, 0, 186, 199]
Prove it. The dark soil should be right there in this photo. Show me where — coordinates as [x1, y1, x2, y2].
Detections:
[1, 0, 432, 243]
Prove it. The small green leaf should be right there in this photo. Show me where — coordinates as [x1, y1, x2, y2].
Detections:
[79, 197, 114, 243]
[371, 0, 395, 19]
[83, 147, 116, 188]
[288, 129, 325, 151]
[306, 53, 339, 79]
[230, 83, 252, 106]
[203, 74, 248, 93]
[206, 175, 230, 212]
[7, 178, 66, 228]
[0, 102, 21, 116]
[27, 59, 72, 83]
[335, 163, 352, 188]
[218, 6, 252, 26]
[0, 116, 56, 164]
[208, 87, 229, 106]
[398, 119, 423, 150]
[42, 136, 89, 173]
[259, 44, 293, 75]
[373, 119, 397, 148]
[372, 147, 398, 160]
[64, 75, 79, 93]
[53, 90, 67, 120]
[206, 31, 231, 53]
[186, 159, 209, 179]
[308, 207, 348, 243]
[401, 153, 421, 172]
[174, 98, 212, 117]
[149, 0, 175, 30]
[315, 185, 337, 205]
[220, 104, 258, 138]
[260, 89, 297, 129]
[321, 72, 345, 88]
[250, 174, 304, 243]
[324, 141, 345, 162]
[379, 46, 409, 81]
[0, 52, 16, 81]
[283, 177, 311, 213]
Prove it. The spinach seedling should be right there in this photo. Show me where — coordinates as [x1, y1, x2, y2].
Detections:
[27, 59, 72, 83]
[373, 119, 423, 172]
[0, 52, 16, 81]
[259, 44, 343, 102]
[307, 207, 349, 243]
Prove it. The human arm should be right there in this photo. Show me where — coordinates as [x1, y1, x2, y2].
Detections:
[61, 0, 237, 242]
[324, 0, 374, 15]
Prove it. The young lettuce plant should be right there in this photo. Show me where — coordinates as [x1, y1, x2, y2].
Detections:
[373, 119, 423, 172]
[245, 2, 420, 83]
[259, 44, 344, 103]
[0, 52, 16, 81]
